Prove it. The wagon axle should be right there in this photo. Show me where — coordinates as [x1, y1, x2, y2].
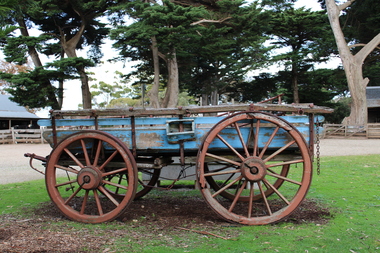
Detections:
[77, 167, 103, 190]
[241, 157, 267, 182]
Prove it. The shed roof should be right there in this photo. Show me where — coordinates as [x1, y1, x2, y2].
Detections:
[366, 86, 380, 100]
[0, 94, 40, 119]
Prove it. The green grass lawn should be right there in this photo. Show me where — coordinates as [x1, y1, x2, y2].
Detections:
[0, 154, 379, 252]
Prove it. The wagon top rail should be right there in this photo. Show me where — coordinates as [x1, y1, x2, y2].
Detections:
[49, 103, 333, 118]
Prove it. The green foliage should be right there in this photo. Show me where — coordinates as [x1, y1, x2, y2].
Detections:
[111, 0, 272, 105]
[1, 67, 59, 108]
[266, 6, 338, 103]
[227, 73, 278, 103]
[324, 97, 351, 124]
[46, 57, 95, 77]
[341, 0, 380, 44]
[26, 0, 113, 61]
[91, 80, 132, 108]
[270, 7, 336, 64]
[3, 35, 52, 65]
[278, 68, 348, 104]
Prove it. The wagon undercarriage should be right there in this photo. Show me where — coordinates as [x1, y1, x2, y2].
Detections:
[25, 103, 332, 225]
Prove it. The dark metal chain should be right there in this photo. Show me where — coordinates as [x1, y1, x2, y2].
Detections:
[315, 118, 321, 175]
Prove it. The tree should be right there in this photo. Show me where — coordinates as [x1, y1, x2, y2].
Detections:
[91, 71, 132, 108]
[324, 0, 380, 125]
[110, 0, 209, 108]
[182, 0, 271, 105]
[269, 7, 336, 103]
[0, 0, 61, 109]
[0, 1, 19, 39]
[25, 0, 114, 109]
[1, 0, 115, 110]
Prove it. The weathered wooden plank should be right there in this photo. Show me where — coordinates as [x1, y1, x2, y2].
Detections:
[49, 103, 333, 118]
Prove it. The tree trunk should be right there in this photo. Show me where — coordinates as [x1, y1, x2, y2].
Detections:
[147, 36, 161, 108]
[61, 24, 92, 109]
[291, 62, 299, 103]
[210, 89, 219, 105]
[201, 93, 208, 106]
[161, 49, 179, 108]
[325, 0, 380, 126]
[17, 17, 60, 110]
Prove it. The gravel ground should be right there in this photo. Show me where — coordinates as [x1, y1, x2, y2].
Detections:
[0, 139, 379, 185]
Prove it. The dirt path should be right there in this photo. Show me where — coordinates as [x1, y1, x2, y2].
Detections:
[1, 139, 379, 185]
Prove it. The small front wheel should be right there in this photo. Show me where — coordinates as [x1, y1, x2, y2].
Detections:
[45, 130, 137, 223]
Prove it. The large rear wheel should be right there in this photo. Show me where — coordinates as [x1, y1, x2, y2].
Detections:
[197, 112, 312, 225]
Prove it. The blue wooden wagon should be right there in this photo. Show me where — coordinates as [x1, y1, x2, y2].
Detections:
[26, 103, 332, 225]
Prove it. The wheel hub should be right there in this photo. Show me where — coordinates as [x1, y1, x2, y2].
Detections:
[77, 166, 103, 190]
[241, 157, 267, 182]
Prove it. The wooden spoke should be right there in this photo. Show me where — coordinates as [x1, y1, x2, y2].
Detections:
[64, 186, 82, 205]
[92, 140, 102, 167]
[258, 181, 272, 216]
[203, 169, 241, 177]
[80, 190, 89, 215]
[98, 186, 120, 207]
[93, 190, 103, 216]
[253, 119, 260, 156]
[205, 152, 241, 167]
[98, 150, 118, 171]
[233, 122, 250, 157]
[102, 179, 129, 190]
[259, 126, 279, 159]
[229, 180, 248, 212]
[102, 167, 128, 177]
[262, 178, 290, 205]
[64, 148, 85, 168]
[248, 182, 254, 218]
[81, 139, 91, 166]
[204, 163, 237, 174]
[263, 140, 296, 163]
[266, 171, 302, 185]
[54, 164, 79, 174]
[55, 179, 77, 187]
[212, 175, 243, 198]
[217, 133, 245, 161]
[266, 159, 304, 168]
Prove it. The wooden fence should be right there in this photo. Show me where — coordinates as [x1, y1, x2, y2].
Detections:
[0, 128, 46, 144]
[323, 123, 380, 139]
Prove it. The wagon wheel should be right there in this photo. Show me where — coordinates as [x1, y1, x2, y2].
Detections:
[45, 130, 137, 223]
[204, 163, 290, 202]
[197, 111, 312, 225]
[104, 168, 160, 200]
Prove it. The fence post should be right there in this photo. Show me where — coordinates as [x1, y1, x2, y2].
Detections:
[11, 127, 16, 144]
[40, 127, 44, 144]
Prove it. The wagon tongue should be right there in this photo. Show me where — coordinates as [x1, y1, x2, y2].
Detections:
[24, 153, 47, 175]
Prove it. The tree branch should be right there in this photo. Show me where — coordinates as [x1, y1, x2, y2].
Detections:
[191, 17, 231, 26]
[355, 33, 380, 62]
[349, 43, 380, 50]
[157, 51, 167, 62]
[338, 0, 355, 11]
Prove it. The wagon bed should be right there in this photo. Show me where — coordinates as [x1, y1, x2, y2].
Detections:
[26, 103, 332, 225]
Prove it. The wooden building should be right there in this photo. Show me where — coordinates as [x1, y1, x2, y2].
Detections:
[367, 86, 380, 123]
[0, 94, 40, 130]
